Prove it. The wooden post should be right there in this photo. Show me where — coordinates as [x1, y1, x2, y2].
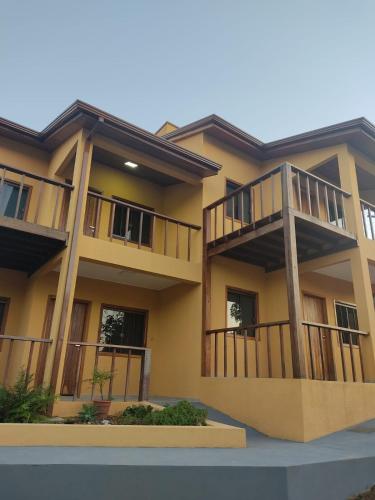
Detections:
[139, 348, 151, 401]
[202, 208, 211, 376]
[281, 163, 307, 379]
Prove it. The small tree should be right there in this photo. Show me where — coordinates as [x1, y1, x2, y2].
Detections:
[89, 368, 113, 401]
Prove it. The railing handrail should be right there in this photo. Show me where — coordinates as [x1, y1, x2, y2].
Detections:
[67, 340, 150, 351]
[205, 165, 283, 211]
[360, 198, 375, 211]
[0, 334, 53, 343]
[87, 191, 201, 231]
[0, 163, 74, 190]
[206, 320, 290, 335]
[290, 164, 351, 197]
[302, 320, 368, 336]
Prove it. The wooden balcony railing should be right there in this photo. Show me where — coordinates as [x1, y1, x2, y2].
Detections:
[303, 321, 366, 382]
[0, 163, 73, 231]
[205, 320, 367, 382]
[204, 163, 351, 245]
[65, 341, 151, 401]
[0, 335, 53, 387]
[84, 191, 200, 261]
[360, 199, 375, 240]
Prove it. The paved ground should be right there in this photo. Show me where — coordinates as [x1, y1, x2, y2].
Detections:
[1, 399, 375, 499]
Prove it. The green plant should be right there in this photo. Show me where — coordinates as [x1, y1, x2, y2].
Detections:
[78, 404, 98, 424]
[0, 371, 55, 423]
[114, 401, 207, 426]
[88, 368, 113, 401]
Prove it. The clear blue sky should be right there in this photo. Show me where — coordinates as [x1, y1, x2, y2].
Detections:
[1, 0, 374, 141]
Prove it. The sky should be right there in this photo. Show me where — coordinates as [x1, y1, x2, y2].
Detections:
[0, 0, 374, 142]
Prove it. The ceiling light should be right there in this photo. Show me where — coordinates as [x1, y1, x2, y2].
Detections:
[124, 161, 138, 168]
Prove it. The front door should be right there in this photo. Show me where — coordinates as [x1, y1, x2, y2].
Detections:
[61, 301, 89, 396]
[303, 293, 335, 380]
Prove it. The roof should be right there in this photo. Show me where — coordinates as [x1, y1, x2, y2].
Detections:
[163, 114, 375, 161]
[0, 101, 221, 178]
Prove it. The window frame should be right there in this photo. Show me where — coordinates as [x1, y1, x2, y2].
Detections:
[110, 196, 154, 248]
[334, 300, 359, 347]
[0, 180, 32, 221]
[97, 303, 148, 357]
[225, 286, 258, 338]
[225, 178, 251, 224]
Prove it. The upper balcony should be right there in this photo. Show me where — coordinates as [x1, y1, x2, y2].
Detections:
[0, 163, 72, 274]
[204, 163, 358, 271]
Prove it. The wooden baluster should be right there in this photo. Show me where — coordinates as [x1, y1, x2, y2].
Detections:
[233, 330, 238, 377]
[333, 190, 339, 227]
[222, 202, 225, 237]
[108, 348, 116, 399]
[187, 226, 191, 261]
[279, 324, 286, 378]
[94, 198, 102, 237]
[369, 206, 375, 240]
[0, 167, 6, 197]
[3, 339, 14, 386]
[361, 203, 368, 238]
[109, 203, 115, 242]
[34, 180, 44, 224]
[91, 347, 99, 400]
[341, 193, 346, 230]
[244, 329, 249, 378]
[260, 182, 264, 219]
[358, 336, 365, 382]
[306, 324, 315, 379]
[318, 327, 326, 380]
[138, 212, 144, 249]
[338, 330, 347, 382]
[14, 174, 25, 219]
[25, 341, 35, 379]
[231, 197, 235, 232]
[224, 331, 228, 377]
[296, 172, 302, 211]
[164, 220, 168, 255]
[255, 327, 259, 377]
[324, 185, 330, 222]
[306, 176, 312, 215]
[150, 215, 156, 252]
[315, 181, 321, 219]
[348, 334, 356, 382]
[51, 186, 60, 228]
[214, 206, 217, 239]
[240, 191, 244, 228]
[249, 187, 253, 225]
[214, 333, 218, 377]
[73, 346, 83, 401]
[271, 174, 275, 216]
[176, 223, 180, 258]
[123, 207, 130, 245]
[266, 326, 272, 377]
[124, 349, 132, 401]
[252, 186, 256, 228]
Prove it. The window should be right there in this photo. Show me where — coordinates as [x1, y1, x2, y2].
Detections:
[99, 306, 147, 353]
[227, 289, 257, 336]
[226, 180, 250, 223]
[335, 302, 359, 345]
[0, 182, 29, 220]
[112, 198, 153, 246]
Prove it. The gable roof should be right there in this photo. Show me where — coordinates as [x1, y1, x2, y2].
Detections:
[0, 101, 221, 178]
[163, 114, 375, 161]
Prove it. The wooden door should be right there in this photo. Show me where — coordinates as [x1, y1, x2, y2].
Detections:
[303, 294, 335, 380]
[35, 298, 55, 387]
[61, 301, 88, 396]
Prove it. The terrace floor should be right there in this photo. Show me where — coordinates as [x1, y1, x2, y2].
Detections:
[1, 399, 375, 500]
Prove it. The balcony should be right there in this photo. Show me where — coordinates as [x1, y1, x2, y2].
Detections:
[204, 163, 358, 271]
[0, 164, 73, 273]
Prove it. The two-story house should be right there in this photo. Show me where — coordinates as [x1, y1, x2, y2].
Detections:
[1, 101, 375, 441]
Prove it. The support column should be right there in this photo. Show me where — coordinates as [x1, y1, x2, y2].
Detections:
[201, 208, 211, 376]
[43, 132, 93, 394]
[281, 163, 307, 378]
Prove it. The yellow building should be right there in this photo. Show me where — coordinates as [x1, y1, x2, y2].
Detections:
[1, 101, 375, 441]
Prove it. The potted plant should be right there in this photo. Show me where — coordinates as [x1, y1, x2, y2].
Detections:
[89, 368, 113, 419]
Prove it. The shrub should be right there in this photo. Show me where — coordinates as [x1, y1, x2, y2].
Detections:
[0, 371, 55, 423]
[78, 404, 98, 424]
[114, 401, 207, 426]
